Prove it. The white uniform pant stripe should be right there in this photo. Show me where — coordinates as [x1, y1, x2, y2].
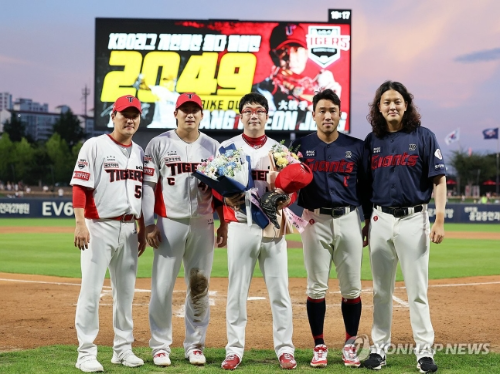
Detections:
[75, 219, 138, 363]
[225, 222, 294, 359]
[149, 215, 214, 356]
[369, 209, 434, 359]
[301, 209, 363, 300]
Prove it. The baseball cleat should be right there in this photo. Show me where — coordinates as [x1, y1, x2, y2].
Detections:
[363, 353, 386, 370]
[310, 344, 328, 367]
[417, 357, 438, 373]
[75, 357, 104, 372]
[279, 353, 297, 370]
[153, 351, 171, 366]
[342, 343, 361, 367]
[221, 354, 241, 370]
[188, 349, 206, 365]
[111, 351, 144, 367]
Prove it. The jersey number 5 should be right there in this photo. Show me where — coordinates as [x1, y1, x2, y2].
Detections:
[134, 185, 142, 198]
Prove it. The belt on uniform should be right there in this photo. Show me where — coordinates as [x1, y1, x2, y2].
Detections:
[111, 214, 136, 222]
[317, 206, 356, 218]
[375, 205, 423, 218]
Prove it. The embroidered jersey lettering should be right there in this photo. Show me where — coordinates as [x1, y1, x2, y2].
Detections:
[143, 130, 220, 219]
[70, 135, 144, 219]
[364, 126, 446, 207]
[292, 133, 365, 209]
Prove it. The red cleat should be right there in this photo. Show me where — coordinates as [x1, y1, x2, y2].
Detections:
[279, 353, 297, 370]
[221, 354, 241, 370]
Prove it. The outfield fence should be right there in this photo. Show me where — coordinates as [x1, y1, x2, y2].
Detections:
[0, 198, 499, 223]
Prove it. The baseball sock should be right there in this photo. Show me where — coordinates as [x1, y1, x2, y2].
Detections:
[341, 296, 362, 342]
[307, 297, 326, 346]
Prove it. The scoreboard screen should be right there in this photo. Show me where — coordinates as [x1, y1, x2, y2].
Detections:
[95, 17, 351, 133]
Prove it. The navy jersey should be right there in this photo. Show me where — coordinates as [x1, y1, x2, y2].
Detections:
[292, 132, 367, 210]
[364, 126, 446, 207]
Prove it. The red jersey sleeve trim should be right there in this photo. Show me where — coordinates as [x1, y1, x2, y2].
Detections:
[72, 185, 86, 208]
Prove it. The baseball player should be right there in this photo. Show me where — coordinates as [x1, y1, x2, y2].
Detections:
[219, 92, 297, 370]
[362, 81, 446, 373]
[142, 93, 227, 367]
[253, 23, 341, 116]
[71, 95, 146, 372]
[291, 89, 369, 368]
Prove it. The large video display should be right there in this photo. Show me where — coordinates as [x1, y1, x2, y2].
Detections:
[95, 18, 351, 132]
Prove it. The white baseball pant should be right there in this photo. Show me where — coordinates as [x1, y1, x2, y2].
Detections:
[75, 219, 139, 363]
[149, 215, 214, 357]
[368, 207, 435, 359]
[225, 221, 295, 360]
[301, 208, 363, 300]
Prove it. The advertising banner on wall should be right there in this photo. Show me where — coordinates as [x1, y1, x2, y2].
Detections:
[95, 18, 352, 133]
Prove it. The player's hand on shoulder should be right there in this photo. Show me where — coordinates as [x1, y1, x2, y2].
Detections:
[146, 224, 162, 249]
[74, 222, 90, 251]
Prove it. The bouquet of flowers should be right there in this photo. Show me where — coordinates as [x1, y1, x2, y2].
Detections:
[261, 141, 313, 233]
[193, 144, 270, 229]
[270, 141, 303, 171]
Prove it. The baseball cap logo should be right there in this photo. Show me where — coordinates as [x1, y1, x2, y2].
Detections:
[286, 25, 296, 36]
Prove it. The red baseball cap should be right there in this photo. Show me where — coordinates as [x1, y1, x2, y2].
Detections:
[176, 92, 203, 110]
[275, 163, 313, 194]
[112, 95, 142, 113]
[270, 24, 307, 51]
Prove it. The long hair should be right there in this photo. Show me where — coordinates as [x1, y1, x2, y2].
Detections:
[367, 81, 421, 138]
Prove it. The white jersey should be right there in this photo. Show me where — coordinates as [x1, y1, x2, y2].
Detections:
[143, 130, 220, 219]
[70, 134, 144, 219]
[220, 135, 279, 223]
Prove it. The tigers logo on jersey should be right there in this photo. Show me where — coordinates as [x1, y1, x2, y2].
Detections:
[77, 159, 88, 169]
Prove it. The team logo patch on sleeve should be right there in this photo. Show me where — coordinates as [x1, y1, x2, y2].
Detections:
[434, 149, 443, 160]
[73, 171, 90, 181]
[77, 159, 88, 169]
[144, 167, 155, 176]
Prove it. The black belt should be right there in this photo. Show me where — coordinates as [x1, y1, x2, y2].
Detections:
[375, 205, 423, 218]
[318, 206, 356, 218]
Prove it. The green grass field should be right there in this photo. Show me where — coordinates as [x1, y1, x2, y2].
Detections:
[0, 219, 498, 280]
[0, 219, 499, 373]
[0, 346, 498, 374]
